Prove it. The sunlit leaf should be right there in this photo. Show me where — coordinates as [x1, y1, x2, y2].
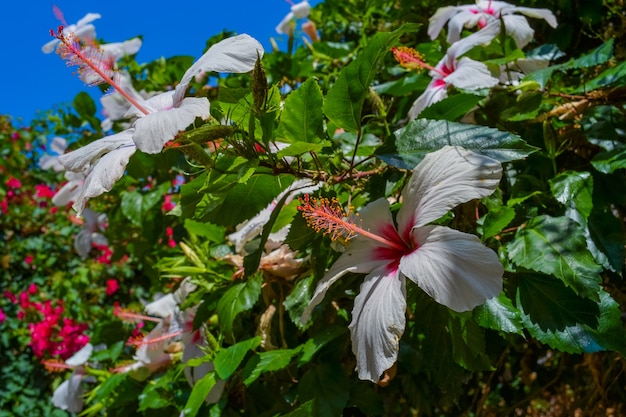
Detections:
[507, 215, 602, 299]
[376, 119, 537, 168]
[324, 24, 419, 132]
[217, 275, 262, 337]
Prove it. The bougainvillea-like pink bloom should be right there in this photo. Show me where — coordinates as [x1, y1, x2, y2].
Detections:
[105, 279, 119, 296]
[393, 24, 500, 120]
[35, 184, 56, 199]
[300, 146, 504, 382]
[0, 308, 5, 323]
[428, 0, 557, 48]
[6, 177, 22, 189]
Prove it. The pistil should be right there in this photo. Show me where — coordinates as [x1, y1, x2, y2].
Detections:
[51, 26, 150, 115]
[392, 47, 447, 78]
[297, 195, 406, 251]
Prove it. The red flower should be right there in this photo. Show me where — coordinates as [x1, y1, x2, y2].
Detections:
[6, 177, 21, 189]
[35, 184, 56, 199]
[105, 279, 119, 296]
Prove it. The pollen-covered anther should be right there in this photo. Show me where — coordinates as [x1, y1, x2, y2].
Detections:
[54, 30, 115, 87]
[297, 195, 358, 241]
[42, 358, 73, 373]
[392, 46, 429, 72]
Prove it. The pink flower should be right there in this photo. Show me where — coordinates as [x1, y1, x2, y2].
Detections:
[0, 308, 6, 323]
[25, 255, 35, 266]
[5, 290, 17, 304]
[35, 184, 56, 199]
[166, 227, 176, 248]
[28, 283, 37, 294]
[6, 177, 21, 189]
[105, 279, 119, 296]
[162, 195, 176, 212]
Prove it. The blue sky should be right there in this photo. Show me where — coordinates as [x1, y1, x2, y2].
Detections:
[2, 1, 321, 126]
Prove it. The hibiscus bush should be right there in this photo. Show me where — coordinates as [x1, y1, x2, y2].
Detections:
[1, 0, 625, 415]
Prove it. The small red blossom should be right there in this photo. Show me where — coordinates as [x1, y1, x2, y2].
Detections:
[35, 184, 55, 199]
[165, 227, 176, 248]
[25, 255, 35, 266]
[4, 290, 17, 304]
[6, 177, 21, 189]
[0, 308, 5, 323]
[105, 279, 119, 296]
[162, 195, 176, 212]
[27, 283, 37, 295]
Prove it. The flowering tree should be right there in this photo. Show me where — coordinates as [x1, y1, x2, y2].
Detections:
[1, 0, 625, 415]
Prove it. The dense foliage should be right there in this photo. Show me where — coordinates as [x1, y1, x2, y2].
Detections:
[1, 0, 625, 416]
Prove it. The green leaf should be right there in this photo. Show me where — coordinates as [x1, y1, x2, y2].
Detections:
[588, 207, 625, 272]
[591, 148, 626, 174]
[564, 38, 614, 69]
[277, 78, 325, 144]
[120, 189, 163, 227]
[242, 177, 299, 276]
[138, 384, 171, 412]
[479, 206, 516, 239]
[376, 119, 537, 169]
[183, 372, 217, 417]
[549, 170, 593, 224]
[184, 219, 226, 243]
[324, 24, 419, 132]
[214, 336, 261, 379]
[199, 173, 293, 226]
[286, 208, 318, 251]
[217, 275, 262, 337]
[448, 314, 493, 371]
[516, 274, 624, 354]
[181, 172, 208, 219]
[242, 348, 300, 386]
[473, 293, 524, 335]
[578, 60, 626, 91]
[277, 141, 329, 157]
[419, 94, 483, 121]
[298, 325, 347, 366]
[280, 400, 315, 417]
[507, 215, 602, 300]
[298, 363, 350, 417]
[73, 91, 96, 118]
[284, 275, 315, 330]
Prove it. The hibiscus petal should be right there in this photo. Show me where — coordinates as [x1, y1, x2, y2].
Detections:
[445, 57, 499, 90]
[507, 6, 558, 28]
[397, 146, 502, 230]
[65, 343, 93, 367]
[174, 34, 264, 105]
[408, 81, 447, 120]
[400, 225, 503, 312]
[446, 9, 482, 44]
[276, 12, 295, 34]
[101, 37, 142, 62]
[349, 266, 406, 382]
[52, 373, 85, 412]
[59, 129, 135, 172]
[502, 14, 535, 48]
[72, 142, 136, 213]
[132, 97, 210, 154]
[300, 198, 395, 323]
[446, 21, 500, 62]
[427, 6, 458, 40]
